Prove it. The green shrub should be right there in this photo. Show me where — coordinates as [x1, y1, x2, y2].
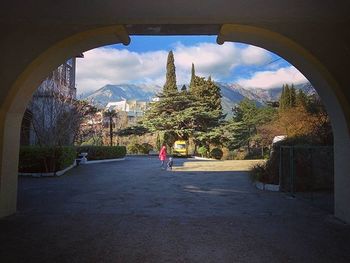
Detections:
[127, 142, 153, 154]
[127, 143, 140, 154]
[139, 143, 153, 154]
[76, 146, 126, 160]
[19, 146, 76, 173]
[81, 136, 103, 146]
[210, 148, 223, 160]
[197, 146, 208, 157]
[232, 149, 248, 160]
[250, 162, 269, 183]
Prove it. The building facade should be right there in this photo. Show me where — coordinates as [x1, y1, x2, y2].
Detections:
[20, 57, 79, 146]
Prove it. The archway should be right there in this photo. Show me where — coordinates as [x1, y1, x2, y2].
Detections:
[0, 24, 349, 224]
[0, 25, 130, 217]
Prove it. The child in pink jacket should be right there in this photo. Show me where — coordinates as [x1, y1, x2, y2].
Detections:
[159, 145, 167, 169]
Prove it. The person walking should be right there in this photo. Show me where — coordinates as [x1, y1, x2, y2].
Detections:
[159, 144, 167, 169]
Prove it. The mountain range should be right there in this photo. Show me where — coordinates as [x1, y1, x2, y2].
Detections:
[81, 82, 315, 116]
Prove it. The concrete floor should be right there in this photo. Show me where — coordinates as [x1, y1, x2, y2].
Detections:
[0, 157, 349, 263]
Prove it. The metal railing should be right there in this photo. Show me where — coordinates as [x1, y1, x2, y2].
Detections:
[279, 145, 334, 212]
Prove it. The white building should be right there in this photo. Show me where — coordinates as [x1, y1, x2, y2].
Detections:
[105, 100, 148, 118]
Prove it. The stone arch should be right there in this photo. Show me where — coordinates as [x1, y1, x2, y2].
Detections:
[0, 23, 349, 223]
[0, 25, 130, 217]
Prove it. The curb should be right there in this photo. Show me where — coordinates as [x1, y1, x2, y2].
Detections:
[19, 162, 76, 177]
[192, 156, 216, 161]
[83, 158, 126, 164]
[255, 182, 280, 192]
[19, 158, 126, 177]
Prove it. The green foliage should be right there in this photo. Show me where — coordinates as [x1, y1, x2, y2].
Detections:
[250, 162, 269, 182]
[189, 63, 196, 91]
[127, 142, 140, 154]
[227, 99, 276, 152]
[142, 53, 224, 150]
[279, 84, 298, 110]
[19, 146, 76, 173]
[81, 136, 103, 146]
[117, 125, 149, 136]
[296, 89, 308, 108]
[127, 142, 153, 154]
[76, 146, 126, 160]
[140, 143, 153, 154]
[163, 50, 178, 94]
[197, 146, 208, 157]
[156, 133, 162, 151]
[210, 148, 223, 160]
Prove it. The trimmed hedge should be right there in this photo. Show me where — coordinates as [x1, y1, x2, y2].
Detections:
[19, 146, 76, 173]
[76, 146, 126, 160]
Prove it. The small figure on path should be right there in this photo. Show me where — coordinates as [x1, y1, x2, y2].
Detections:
[167, 157, 173, 171]
[159, 144, 167, 169]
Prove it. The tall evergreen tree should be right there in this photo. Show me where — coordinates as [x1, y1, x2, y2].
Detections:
[189, 63, 196, 91]
[296, 89, 308, 108]
[163, 50, 177, 94]
[207, 77, 223, 112]
[290, 84, 296, 107]
[279, 84, 286, 110]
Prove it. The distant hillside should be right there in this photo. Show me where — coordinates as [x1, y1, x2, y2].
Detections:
[83, 84, 160, 108]
[81, 82, 315, 115]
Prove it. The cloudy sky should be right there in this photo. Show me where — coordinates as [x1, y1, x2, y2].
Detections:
[76, 36, 308, 95]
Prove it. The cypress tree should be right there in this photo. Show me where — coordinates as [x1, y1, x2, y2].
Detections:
[163, 50, 177, 94]
[296, 89, 308, 108]
[279, 84, 286, 110]
[290, 84, 296, 107]
[189, 63, 196, 91]
[284, 84, 291, 108]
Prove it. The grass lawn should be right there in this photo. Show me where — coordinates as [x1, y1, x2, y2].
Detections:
[173, 159, 265, 172]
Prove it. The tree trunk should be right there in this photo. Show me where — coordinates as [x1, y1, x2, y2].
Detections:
[109, 116, 113, 146]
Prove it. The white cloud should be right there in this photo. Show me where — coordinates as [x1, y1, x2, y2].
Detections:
[76, 42, 272, 94]
[237, 66, 308, 89]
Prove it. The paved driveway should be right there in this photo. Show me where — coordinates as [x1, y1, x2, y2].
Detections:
[1, 156, 349, 262]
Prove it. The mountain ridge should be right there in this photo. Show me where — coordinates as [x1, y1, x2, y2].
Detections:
[81, 82, 314, 115]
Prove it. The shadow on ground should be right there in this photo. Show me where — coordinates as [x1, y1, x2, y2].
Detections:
[0, 156, 349, 263]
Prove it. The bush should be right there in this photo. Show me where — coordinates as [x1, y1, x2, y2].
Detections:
[250, 162, 270, 183]
[232, 149, 248, 160]
[221, 147, 234, 160]
[127, 142, 140, 154]
[19, 146, 76, 173]
[197, 146, 208, 157]
[127, 142, 153, 154]
[210, 148, 223, 160]
[139, 143, 153, 154]
[76, 146, 126, 160]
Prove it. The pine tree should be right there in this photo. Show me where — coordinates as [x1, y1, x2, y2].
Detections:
[163, 51, 177, 94]
[181, 84, 187, 92]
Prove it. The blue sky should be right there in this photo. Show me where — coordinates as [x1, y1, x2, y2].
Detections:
[76, 36, 307, 94]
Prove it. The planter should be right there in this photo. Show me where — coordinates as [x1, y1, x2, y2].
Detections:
[255, 182, 280, 192]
